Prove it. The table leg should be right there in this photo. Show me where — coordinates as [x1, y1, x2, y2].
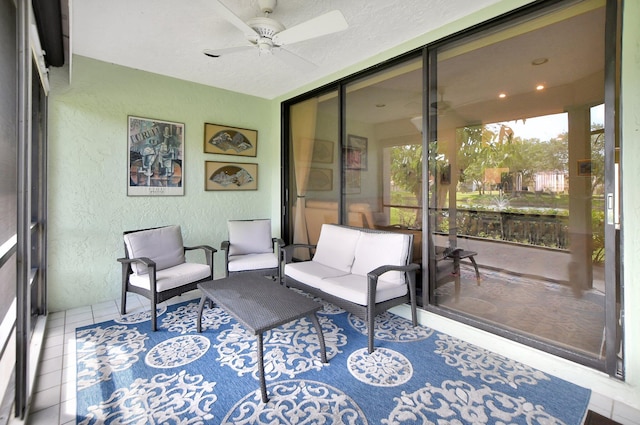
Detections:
[197, 296, 207, 333]
[469, 256, 481, 284]
[309, 313, 328, 363]
[257, 333, 269, 403]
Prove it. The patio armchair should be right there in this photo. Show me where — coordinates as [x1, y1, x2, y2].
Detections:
[221, 219, 284, 279]
[117, 225, 215, 330]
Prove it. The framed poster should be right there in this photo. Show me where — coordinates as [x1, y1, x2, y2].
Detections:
[204, 123, 257, 157]
[205, 161, 258, 191]
[128, 116, 184, 196]
[345, 134, 368, 170]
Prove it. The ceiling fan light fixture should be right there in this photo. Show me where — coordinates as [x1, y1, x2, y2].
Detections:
[257, 39, 274, 54]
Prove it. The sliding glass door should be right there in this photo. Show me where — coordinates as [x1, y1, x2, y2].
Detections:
[426, 0, 621, 374]
[283, 0, 622, 376]
[1, 0, 49, 418]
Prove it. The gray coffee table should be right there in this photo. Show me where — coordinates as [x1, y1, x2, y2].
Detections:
[196, 273, 328, 403]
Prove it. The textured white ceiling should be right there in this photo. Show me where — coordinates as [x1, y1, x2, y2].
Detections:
[71, 0, 500, 99]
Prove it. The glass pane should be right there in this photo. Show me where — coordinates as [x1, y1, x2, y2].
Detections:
[0, 0, 17, 323]
[287, 90, 339, 254]
[344, 58, 423, 262]
[430, 1, 608, 357]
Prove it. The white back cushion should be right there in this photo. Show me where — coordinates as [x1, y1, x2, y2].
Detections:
[228, 219, 272, 255]
[312, 224, 360, 272]
[351, 231, 410, 284]
[124, 225, 185, 275]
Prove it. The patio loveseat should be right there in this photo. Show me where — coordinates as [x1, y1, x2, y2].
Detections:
[281, 224, 419, 353]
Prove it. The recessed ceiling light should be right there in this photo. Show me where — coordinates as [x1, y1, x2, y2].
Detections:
[498, 93, 507, 98]
[532, 57, 549, 66]
[375, 103, 386, 108]
[536, 84, 545, 91]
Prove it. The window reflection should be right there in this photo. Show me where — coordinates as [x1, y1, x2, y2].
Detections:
[431, 1, 609, 358]
[285, 0, 620, 370]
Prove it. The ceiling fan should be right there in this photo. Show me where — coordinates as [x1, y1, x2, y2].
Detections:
[204, 0, 348, 69]
[431, 90, 452, 115]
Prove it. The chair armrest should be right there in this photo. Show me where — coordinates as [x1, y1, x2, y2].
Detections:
[118, 256, 158, 293]
[184, 245, 216, 270]
[117, 256, 155, 267]
[220, 241, 230, 251]
[367, 262, 420, 279]
[273, 238, 285, 249]
[366, 263, 420, 307]
[184, 245, 217, 254]
[281, 243, 316, 263]
[438, 246, 463, 261]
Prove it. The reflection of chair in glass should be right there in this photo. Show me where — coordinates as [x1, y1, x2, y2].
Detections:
[434, 245, 481, 301]
[439, 246, 480, 282]
[118, 225, 215, 330]
[221, 219, 284, 279]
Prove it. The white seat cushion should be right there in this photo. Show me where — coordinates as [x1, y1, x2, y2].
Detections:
[228, 252, 278, 272]
[129, 262, 211, 292]
[228, 219, 273, 256]
[351, 232, 410, 285]
[320, 274, 408, 306]
[124, 225, 185, 275]
[285, 261, 349, 290]
[312, 224, 361, 272]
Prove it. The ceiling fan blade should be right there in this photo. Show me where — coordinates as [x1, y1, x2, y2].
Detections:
[273, 10, 348, 46]
[273, 47, 317, 71]
[212, 0, 259, 41]
[203, 45, 254, 58]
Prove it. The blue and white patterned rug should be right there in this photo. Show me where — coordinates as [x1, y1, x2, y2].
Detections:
[76, 292, 591, 424]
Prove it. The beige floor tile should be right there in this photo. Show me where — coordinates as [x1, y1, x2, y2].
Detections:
[34, 370, 62, 393]
[612, 402, 640, 425]
[59, 399, 76, 424]
[37, 356, 63, 376]
[25, 404, 59, 425]
[30, 386, 61, 413]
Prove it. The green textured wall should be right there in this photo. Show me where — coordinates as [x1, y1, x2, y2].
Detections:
[620, 0, 640, 398]
[47, 55, 279, 311]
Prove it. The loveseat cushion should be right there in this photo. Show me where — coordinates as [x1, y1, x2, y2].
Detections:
[228, 219, 273, 256]
[285, 261, 350, 289]
[129, 262, 211, 292]
[320, 274, 408, 306]
[228, 252, 278, 272]
[351, 231, 410, 285]
[312, 224, 360, 272]
[124, 225, 185, 275]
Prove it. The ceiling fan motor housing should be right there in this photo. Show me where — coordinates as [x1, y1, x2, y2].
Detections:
[246, 16, 285, 52]
[247, 16, 284, 37]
